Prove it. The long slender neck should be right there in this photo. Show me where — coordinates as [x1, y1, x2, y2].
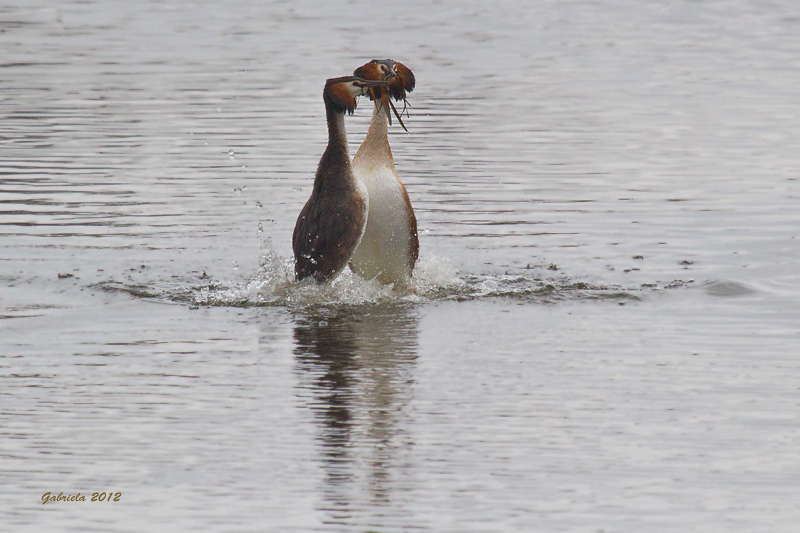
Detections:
[314, 100, 353, 192]
[353, 100, 394, 168]
[326, 102, 349, 155]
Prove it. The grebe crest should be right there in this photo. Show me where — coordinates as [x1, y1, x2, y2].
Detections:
[354, 59, 415, 100]
[354, 59, 415, 131]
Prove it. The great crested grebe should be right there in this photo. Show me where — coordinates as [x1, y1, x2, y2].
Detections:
[293, 75, 387, 283]
[348, 59, 419, 285]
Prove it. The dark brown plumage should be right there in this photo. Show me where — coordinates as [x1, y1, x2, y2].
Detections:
[389, 61, 415, 101]
[292, 76, 385, 283]
[292, 151, 368, 282]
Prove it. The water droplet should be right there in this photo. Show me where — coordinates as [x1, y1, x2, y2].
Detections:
[232, 261, 239, 270]
[257, 223, 264, 233]
[217, 107, 222, 113]
[480, 280, 498, 291]
[228, 150, 235, 158]
[255, 201, 262, 208]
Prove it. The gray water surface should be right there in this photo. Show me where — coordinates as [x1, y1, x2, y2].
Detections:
[2, 1, 800, 531]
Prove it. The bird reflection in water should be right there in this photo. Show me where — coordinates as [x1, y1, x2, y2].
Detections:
[292, 305, 419, 524]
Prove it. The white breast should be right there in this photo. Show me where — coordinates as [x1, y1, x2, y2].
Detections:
[350, 160, 414, 284]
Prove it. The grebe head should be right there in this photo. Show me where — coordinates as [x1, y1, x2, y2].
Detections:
[354, 59, 415, 100]
[323, 76, 388, 115]
[354, 59, 398, 83]
[354, 59, 415, 130]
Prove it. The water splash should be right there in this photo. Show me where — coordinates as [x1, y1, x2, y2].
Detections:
[185, 251, 465, 308]
[93, 249, 668, 309]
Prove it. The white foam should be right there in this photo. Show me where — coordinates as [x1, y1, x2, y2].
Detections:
[187, 250, 466, 308]
[412, 255, 464, 290]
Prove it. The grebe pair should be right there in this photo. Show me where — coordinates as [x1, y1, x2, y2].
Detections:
[292, 60, 418, 286]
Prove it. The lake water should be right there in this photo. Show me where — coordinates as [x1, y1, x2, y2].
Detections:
[2, 0, 799, 531]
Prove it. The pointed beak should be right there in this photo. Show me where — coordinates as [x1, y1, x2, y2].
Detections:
[383, 67, 398, 82]
[358, 78, 388, 96]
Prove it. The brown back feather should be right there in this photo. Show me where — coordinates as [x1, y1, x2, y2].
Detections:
[293, 184, 367, 283]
